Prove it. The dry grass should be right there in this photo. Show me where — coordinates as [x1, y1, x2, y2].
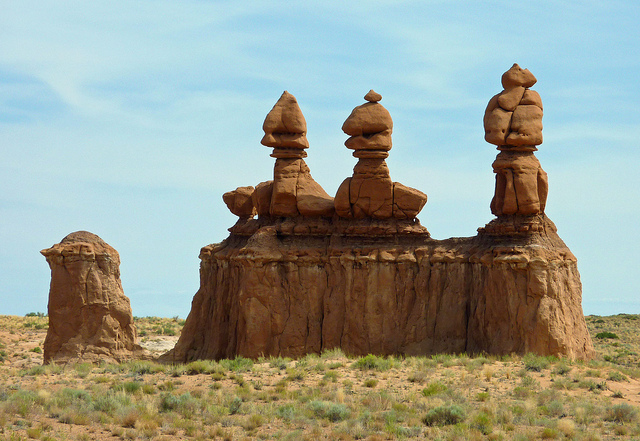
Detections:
[0, 313, 639, 440]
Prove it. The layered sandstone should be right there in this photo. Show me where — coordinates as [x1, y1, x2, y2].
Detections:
[41, 231, 146, 364]
[162, 75, 593, 363]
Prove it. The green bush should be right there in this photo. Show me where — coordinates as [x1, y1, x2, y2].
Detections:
[595, 331, 619, 339]
[422, 405, 466, 426]
[353, 354, 393, 371]
[605, 403, 638, 423]
[422, 381, 448, 397]
[220, 356, 254, 373]
[523, 353, 551, 372]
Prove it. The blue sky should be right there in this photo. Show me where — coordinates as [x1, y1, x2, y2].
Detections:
[1, 0, 638, 318]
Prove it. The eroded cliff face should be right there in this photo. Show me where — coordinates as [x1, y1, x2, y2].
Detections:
[162, 216, 593, 362]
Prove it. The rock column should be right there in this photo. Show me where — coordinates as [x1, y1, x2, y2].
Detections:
[41, 231, 144, 364]
[483, 64, 548, 226]
[335, 91, 428, 220]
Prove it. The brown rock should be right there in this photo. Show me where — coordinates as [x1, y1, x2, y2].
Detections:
[41, 232, 145, 364]
[296, 171, 335, 217]
[161, 219, 593, 362]
[365, 89, 382, 102]
[342, 102, 393, 136]
[261, 91, 309, 151]
[506, 105, 543, 146]
[491, 151, 547, 216]
[252, 181, 273, 217]
[483, 107, 512, 146]
[270, 159, 301, 217]
[334, 178, 352, 218]
[497, 86, 526, 111]
[223, 186, 256, 218]
[393, 182, 428, 219]
[521, 89, 543, 109]
[501, 63, 537, 89]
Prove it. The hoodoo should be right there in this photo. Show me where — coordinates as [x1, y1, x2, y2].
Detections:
[41, 231, 146, 364]
[162, 68, 593, 363]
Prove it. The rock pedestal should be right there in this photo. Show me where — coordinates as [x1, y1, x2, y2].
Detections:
[222, 91, 334, 221]
[41, 231, 145, 364]
[483, 64, 548, 233]
[335, 90, 428, 220]
[161, 75, 593, 363]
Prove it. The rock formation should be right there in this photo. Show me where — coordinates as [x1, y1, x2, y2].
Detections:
[161, 75, 593, 363]
[483, 63, 548, 232]
[335, 90, 428, 220]
[222, 91, 334, 221]
[41, 231, 145, 364]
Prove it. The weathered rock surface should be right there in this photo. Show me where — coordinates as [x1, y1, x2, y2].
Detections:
[162, 72, 592, 363]
[485, 64, 548, 218]
[41, 231, 146, 364]
[224, 91, 334, 220]
[335, 91, 428, 220]
[161, 217, 593, 362]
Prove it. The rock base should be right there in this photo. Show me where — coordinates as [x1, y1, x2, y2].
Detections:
[161, 216, 593, 362]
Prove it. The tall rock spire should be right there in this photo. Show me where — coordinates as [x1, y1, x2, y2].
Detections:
[483, 64, 548, 225]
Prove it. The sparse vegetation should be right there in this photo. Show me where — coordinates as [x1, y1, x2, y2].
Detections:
[1, 314, 640, 439]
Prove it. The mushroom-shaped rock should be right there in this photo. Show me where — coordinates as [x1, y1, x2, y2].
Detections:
[261, 91, 309, 153]
[342, 90, 393, 153]
[484, 64, 543, 149]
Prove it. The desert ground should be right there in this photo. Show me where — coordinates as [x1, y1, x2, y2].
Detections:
[1, 314, 640, 440]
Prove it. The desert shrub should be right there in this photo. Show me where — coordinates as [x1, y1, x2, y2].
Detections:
[422, 381, 448, 397]
[228, 396, 242, 415]
[523, 353, 551, 372]
[604, 403, 638, 423]
[125, 360, 164, 375]
[276, 404, 296, 421]
[185, 360, 218, 375]
[607, 370, 628, 382]
[353, 354, 394, 371]
[595, 332, 619, 339]
[308, 401, 349, 422]
[422, 404, 466, 426]
[220, 356, 253, 373]
[364, 379, 378, 388]
[471, 411, 493, 435]
[74, 362, 93, 378]
[268, 357, 290, 370]
[552, 364, 572, 375]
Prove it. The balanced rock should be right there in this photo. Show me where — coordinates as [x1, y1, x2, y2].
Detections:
[224, 91, 334, 220]
[335, 91, 427, 219]
[484, 63, 543, 148]
[484, 64, 548, 220]
[41, 231, 145, 364]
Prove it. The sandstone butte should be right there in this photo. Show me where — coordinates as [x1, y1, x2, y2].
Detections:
[161, 68, 594, 364]
[41, 231, 147, 364]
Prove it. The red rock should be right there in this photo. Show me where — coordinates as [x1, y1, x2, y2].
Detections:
[497, 86, 525, 111]
[41, 232, 146, 364]
[261, 91, 308, 150]
[393, 182, 428, 219]
[501, 63, 537, 89]
[223, 186, 256, 218]
[506, 105, 543, 146]
[161, 219, 593, 362]
[342, 102, 393, 136]
[252, 181, 273, 217]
